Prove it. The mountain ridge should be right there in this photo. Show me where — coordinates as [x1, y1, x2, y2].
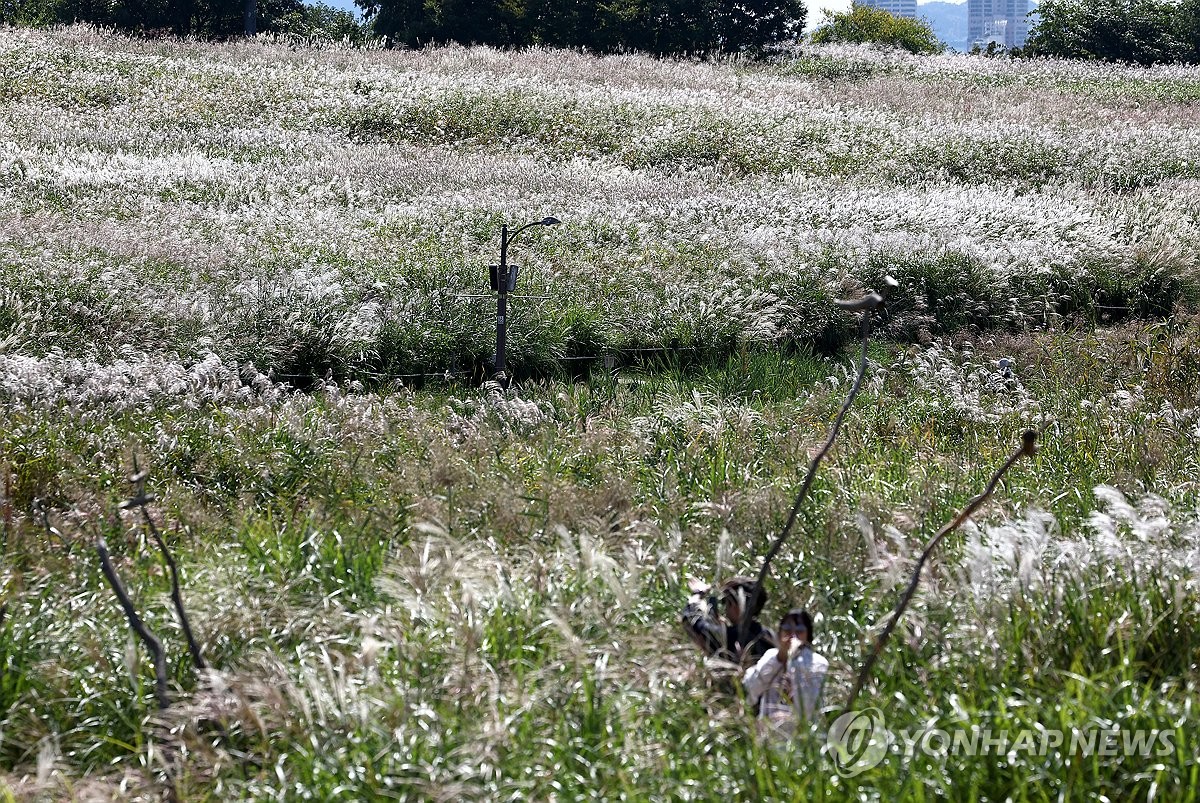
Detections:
[918, 0, 1040, 52]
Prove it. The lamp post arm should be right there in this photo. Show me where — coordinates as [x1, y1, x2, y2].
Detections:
[501, 219, 554, 273]
[506, 220, 545, 247]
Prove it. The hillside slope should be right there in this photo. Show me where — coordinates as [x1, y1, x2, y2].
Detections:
[2, 28, 1200, 802]
[2, 28, 1196, 381]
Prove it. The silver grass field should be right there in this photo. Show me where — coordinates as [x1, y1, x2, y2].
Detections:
[1, 25, 1200, 801]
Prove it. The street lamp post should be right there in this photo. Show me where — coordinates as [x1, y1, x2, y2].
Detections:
[493, 216, 559, 386]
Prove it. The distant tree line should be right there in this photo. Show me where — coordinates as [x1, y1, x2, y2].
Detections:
[0, 0, 365, 39]
[1025, 0, 1200, 65]
[5, 0, 1199, 65]
[355, 0, 807, 56]
[811, 0, 1200, 65]
[1, 0, 807, 56]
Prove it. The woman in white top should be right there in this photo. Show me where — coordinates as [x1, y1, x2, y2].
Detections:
[743, 609, 829, 732]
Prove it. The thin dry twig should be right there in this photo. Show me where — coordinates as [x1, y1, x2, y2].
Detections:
[753, 314, 869, 590]
[1, 468, 11, 543]
[122, 459, 208, 673]
[96, 533, 171, 710]
[737, 278, 896, 645]
[34, 498, 73, 551]
[844, 429, 1039, 711]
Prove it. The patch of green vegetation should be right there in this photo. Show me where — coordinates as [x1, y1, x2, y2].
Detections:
[343, 90, 643, 156]
[3, 320, 1200, 796]
[1060, 75, 1200, 104]
[781, 53, 891, 82]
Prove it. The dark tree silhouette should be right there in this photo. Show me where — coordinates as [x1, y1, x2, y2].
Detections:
[360, 0, 806, 55]
[2, 0, 363, 39]
[1027, 0, 1200, 65]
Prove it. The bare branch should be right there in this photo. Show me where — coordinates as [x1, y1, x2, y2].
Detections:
[753, 314, 869, 591]
[844, 429, 1038, 711]
[1, 468, 12, 547]
[124, 462, 208, 673]
[96, 535, 171, 710]
[143, 512, 208, 672]
[737, 277, 897, 645]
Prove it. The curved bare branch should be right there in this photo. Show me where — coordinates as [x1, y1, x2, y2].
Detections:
[844, 429, 1038, 711]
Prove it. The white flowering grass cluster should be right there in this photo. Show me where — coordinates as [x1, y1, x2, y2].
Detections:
[960, 487, 1200, 604]
[0, 351, 278, 411]
[2, 28, 1198, 380]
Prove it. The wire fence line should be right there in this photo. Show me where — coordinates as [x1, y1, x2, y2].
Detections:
[267, 344, 737, 385]
[271, 369, 474, 383]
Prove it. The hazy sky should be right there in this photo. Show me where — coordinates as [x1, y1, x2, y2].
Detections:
[810, 0, 964, 24]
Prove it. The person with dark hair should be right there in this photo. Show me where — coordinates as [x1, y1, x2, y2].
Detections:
[681, 576, 776, 666]
[743, 608, 829, 731]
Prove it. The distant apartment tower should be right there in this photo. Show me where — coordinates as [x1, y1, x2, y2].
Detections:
[968, 0, 1029, 48]
[859, 0, 918, 19]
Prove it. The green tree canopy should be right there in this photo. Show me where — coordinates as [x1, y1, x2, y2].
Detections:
[2, 0, 365, 38]
[809, 3, 944, 53]
[358, 0, 807, 55]
[1026, 0, 1200, 65]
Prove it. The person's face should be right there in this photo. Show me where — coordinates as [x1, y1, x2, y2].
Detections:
[779, 617, 809, 644]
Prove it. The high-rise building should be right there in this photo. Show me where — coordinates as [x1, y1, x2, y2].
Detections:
[968, 0, 1029, 48]
[859, 0, 919, 19]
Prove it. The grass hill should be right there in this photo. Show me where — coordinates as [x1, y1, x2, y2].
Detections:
[1, 26, 1199, 801]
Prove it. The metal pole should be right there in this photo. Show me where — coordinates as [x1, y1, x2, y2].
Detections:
[490, 217, 556, 387]
[494, 224, 509, 385]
